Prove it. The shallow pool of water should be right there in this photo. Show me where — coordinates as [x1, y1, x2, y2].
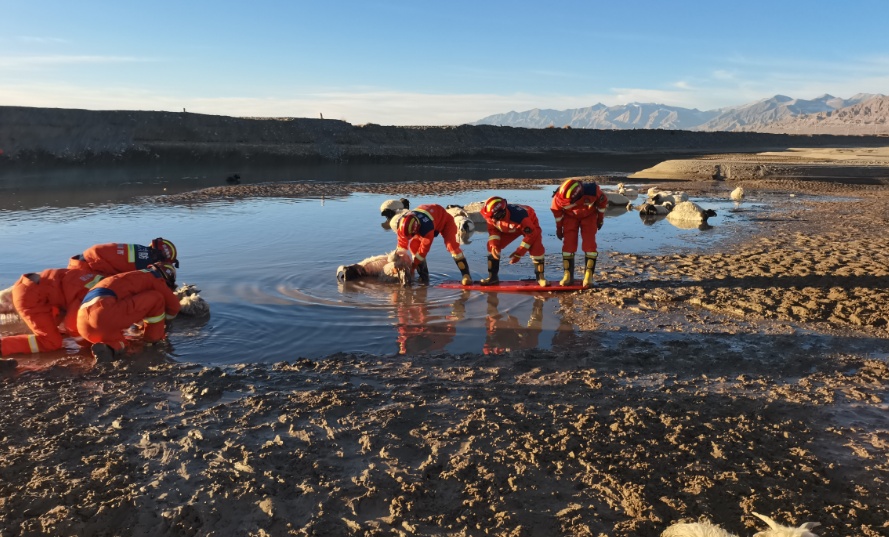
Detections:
[1, 182, 763, 365]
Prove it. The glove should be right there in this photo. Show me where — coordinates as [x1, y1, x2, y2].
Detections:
[509, 252, 522, 265]
[597, 220, 603, 230]
[556, 227, 563, 240]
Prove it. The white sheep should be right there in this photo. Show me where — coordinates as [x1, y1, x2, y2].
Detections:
[337, 249, 413, 286]
[380, 198, 410, 220]
[445, 205, 478, 245]
[730, 186, 745, 202]
[617, 182, 639, 200]
[666, 200, 717, 228]
[651, 191, 689, 206]
[459, 200, 487, 227]
[174, 284, 210, 317]
[605, 190, 633, 206]
[0, 285, 13, 315]
[639, 200, 674, 216]
[661, 512, 820, 537]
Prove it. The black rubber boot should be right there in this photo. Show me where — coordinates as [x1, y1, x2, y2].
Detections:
[480, 255, 500, 286]
[417, 260, 430, 284]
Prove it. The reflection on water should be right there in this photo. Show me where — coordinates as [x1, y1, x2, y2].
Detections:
[0, 164, 764, 366]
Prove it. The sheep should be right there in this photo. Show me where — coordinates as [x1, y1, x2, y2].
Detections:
[445, 205, 478, 244]
[459, 200, 487, 227]
[337, 249, 413, 286]
[174, 284, 210, 317]
[661, 512, 820, 537]
[730, 186, 745, 202]
[666, 200, 717, 228]
[652, 191, 689, 206]
[617, 182, 639, 200]
[639, 200, 674, 216]
[605, 190, 632, 206]
[380, 198, 410, 220]
[0, 285, 13, 315]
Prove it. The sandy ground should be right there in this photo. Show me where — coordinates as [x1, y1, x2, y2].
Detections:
[2, 149, 889, 537]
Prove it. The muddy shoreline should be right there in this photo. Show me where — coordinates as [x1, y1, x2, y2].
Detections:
[2, 150, 889, 536]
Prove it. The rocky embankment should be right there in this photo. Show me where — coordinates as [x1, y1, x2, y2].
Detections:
[2, 106, 889, 166]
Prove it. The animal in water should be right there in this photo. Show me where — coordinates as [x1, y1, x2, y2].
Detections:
[639, 201, 674, 216]
[226, 174, 241, 185]
[380, 198, 410, 221]
[174, 284, 210, 316]
[731, 186, 745, 202]
[337, 249, 413, 286]
[666, 200, 717, 226]
[617, 182, 639, 200]
[661, 511, 820, 537]
[651, 191, 689, 206]
[0, 285, 12, 314]
[445, 205, 478, 244]
[605, 190, 632, 206]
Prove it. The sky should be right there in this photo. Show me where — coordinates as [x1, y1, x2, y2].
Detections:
[2, 1, 888, 126]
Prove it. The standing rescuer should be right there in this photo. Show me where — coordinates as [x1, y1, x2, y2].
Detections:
[550, 178, 609, 288]
[478, 196, 547, 287]
[395, 204, 473, 286]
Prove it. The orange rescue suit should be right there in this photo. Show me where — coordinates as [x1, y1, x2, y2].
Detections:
[550, 182, 609, 253]
[68, 243, 162, 276]
[77, 268, 180, 352]
[1, 269, 103, 356]
[396, 204, 463, 264]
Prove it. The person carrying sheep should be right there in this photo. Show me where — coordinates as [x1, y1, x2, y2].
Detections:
[77, 262, 180, 361]
[478, 195, 547, 286]
[394, 204, 473, 286]
[67, 238, 179, 276]
[0, 268, 104, 358]
[550, 178, 609, 288]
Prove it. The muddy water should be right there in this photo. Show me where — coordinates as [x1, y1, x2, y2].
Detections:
[0, 160, 762, 364]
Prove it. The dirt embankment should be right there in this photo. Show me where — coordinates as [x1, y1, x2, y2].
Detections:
[2, 106, 889, 167]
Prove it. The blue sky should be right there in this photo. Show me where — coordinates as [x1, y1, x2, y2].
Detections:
[2, 1, 887, 125]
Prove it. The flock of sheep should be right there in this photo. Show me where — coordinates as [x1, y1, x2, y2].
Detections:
[336, 183, 745, 284]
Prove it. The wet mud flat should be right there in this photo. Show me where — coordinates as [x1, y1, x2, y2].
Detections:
[2, 175, 889, 536]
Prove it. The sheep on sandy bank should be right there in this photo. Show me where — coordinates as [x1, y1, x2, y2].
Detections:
[661, 511, 819, 537]
[337, 249, 413, 286]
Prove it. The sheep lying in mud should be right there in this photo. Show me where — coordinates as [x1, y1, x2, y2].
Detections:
[336, 249, 413, 285]
[0, 285, 12, 315]
[666, 200, 717, 228]
[651, 191, 689, 206]
[661, 511, 820, 537]
[617, 182, 639, 199]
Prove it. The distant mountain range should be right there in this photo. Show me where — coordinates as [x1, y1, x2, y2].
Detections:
[472, 94, 889, 135]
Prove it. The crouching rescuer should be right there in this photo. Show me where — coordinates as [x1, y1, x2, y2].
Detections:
[479, 196, 547, 287]
[551, 178, 608, 288]
[395, 204, 472, 286]
[77, 262, 181, 360]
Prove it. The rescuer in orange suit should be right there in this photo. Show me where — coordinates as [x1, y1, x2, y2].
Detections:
[550, 178, 609, 288]
[67, 238, 178, 276]
[394, 204, 472, 286]
[478, 196, 547, 287]
[77, 262, 180, 361]
[0, 268, 103, 360]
